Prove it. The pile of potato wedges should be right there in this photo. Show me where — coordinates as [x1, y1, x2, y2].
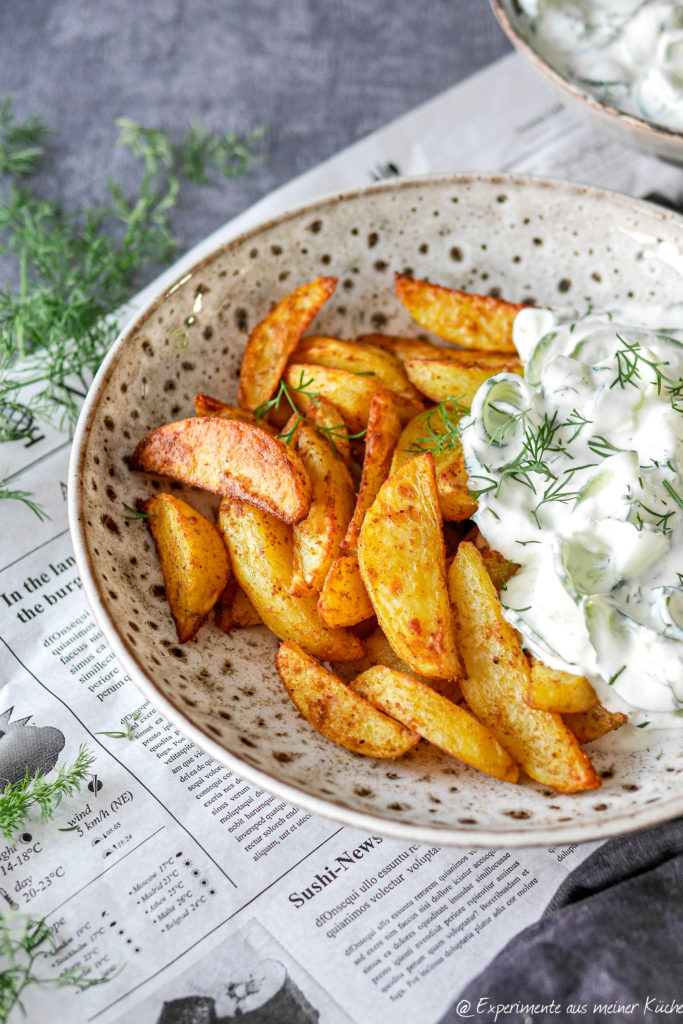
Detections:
[129, 274, 625, 794]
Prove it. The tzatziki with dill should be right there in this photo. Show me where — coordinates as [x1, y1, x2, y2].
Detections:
[460, 304, 683, 729]
[514, 1, 683, 133]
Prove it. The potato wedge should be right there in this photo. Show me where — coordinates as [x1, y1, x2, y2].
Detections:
[317, 554, 375, 628]
[351, 666, 518, 783]
[238, 276, 337, 411]
[290, 423, 355, 597]
[276, 641, 420, 758]
[215, 582, 263, 632]
[333, 627, 461, 702]
[193, 393, 275, 432]
[284, 363, 422, 432]
[391, 407, 476, 522]
[144, 493, 230, 643]
[404, 355, 523, 405]
[302, 394, 352, 465]
[214, 576, 238, 633]
[565, 705, 628, 744]
[357, 334, 458, 362]
[218, 499, 363, 661]
[395, 274, 522, 352]
[130, 417, 312, 525]
[291, 336, 422, 402]
[448, 542, 600, 793]
[463, 526, 520, 591]
[358, 451, 461, 679]
[526, 657, 598, 714]
[341, 392, 402, 556]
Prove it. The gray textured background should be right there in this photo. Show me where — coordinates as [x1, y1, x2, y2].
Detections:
[1, 0, 509, 260]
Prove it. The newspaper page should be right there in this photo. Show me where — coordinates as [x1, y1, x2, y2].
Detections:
[1, 53, 681, 1024]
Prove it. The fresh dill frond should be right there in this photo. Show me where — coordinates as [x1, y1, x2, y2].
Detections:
[0, 914, 116, 1020]
[0, 481, 48, 521]
[122, 502, 154, 521]
[96, 711, 142, 741]
[0, 745, 95, 840]
[406, 396, 470, 457]
[255, 371, 366, 454]
[662, 479, 683, 510]
[0, 99, 265, 508]
[176, 120, 266, 184]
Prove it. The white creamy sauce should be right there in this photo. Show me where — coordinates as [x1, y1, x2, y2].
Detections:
[460, 304, 683, 729]
[515, 0, 683, 132]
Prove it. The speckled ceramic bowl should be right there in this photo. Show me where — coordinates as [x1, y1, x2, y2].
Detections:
[69, 175, 683, 847]
[490, 0, 683, 165]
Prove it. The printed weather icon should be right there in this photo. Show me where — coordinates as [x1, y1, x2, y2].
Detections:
[0, 708, 66, 786]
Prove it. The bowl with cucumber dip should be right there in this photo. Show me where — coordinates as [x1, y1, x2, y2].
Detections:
[490, 0, 683, 163]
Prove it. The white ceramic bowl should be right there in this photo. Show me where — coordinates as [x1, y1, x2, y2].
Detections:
[490, 0, 683, 165]
[69, 174, 683, 847]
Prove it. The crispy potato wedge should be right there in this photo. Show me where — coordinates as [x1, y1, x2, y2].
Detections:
[395, 275, 522, 352]
[448, 542, 600, 793]
[218, 499, 362, 661]
[565, 705, 628, 744]
[526, 657, 598, 714]
[462, 526, 520, 591]
[276, 641, 420, 758]
[215, 582, 263, 632]
[291, 336, 422, 402]
[193, 393, 275, 433]
[317, 554, 375, 628]
[404, 355, 523, 405]
[302, 395, 352, 465]
[391, 408, 476, 522]
[358, 451, 461, 679]
[130, 417, 312, 525]
[333, 627, 461, 702]
[351, 666, 518, 782]
[341, 392, 402, 556]
[284, 363, 423, 432]
[238, 276, 337, 411]
[145, 493, 230, 643]
[357, 334, 459, 361]
[290, 423, 355, 597]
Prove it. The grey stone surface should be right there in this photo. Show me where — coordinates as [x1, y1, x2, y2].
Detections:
[0, 0, 509, 260]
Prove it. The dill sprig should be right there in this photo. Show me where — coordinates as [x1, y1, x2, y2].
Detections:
[121, 502, 154, 521]
[406, 396, 471, 456]
[96, 711, 142, 740]
[610, 332, 683, 416]
[0, 99, 265, 516]
[0, 914, 116, 1021]
[254, 370, 366, 453]
[0, 745, 95, 840]
[0, 483, 47, 521]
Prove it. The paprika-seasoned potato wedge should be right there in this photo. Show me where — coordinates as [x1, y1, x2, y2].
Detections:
[218, 499, 363, 662]
[215, 582, 263, 632]
[193, 393, 275, 432]
[463, 526, 520, 591]
[565, 705, 628, 744]
[130, 417, 312, 525]
[358, 452, 461, 679]
[291, 336, 422, 402]
[276, 641, 420, 758]
[395, 274, 522, 352]
[284, 364, 423, 432]
[448, 542, 600, 793]
[317, 555, 375, 628]
[526, 657, 598, 714]
[391, 407, 476, 522]
[357, 334, 458, 362]
[290, 423, 355, 597]
[238, 276, 337, 411]
[351, 666, 518, 783]
[341, 392, 402, 556]
[332, 627, 461, 702]
[302, 394, 352, 465]
[404, 355, 523, 405]
[144, 493, 230, 643]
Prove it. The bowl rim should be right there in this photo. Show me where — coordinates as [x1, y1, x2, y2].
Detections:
[68, 171, 683, 848]
[489, 0, 683, 145]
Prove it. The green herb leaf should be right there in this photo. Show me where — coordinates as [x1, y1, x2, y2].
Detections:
[0, 745, 95, 840]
